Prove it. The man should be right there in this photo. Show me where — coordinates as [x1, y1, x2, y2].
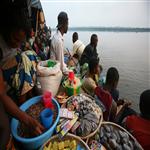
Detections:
[123, 90, 150, 150]
[72, 32, 85, 59]
[50, 12, 69, 73]
[67, 32, 85, 68]
[80, 34, 99, 66]
[0, 2, 44, 149]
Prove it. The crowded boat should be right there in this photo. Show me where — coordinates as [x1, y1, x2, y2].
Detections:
[0, 0, 149, 150]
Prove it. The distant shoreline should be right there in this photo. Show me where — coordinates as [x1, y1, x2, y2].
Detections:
[52, 27, 150, 32]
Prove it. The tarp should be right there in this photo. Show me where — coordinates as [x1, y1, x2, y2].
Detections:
[31, 0, 42, 10]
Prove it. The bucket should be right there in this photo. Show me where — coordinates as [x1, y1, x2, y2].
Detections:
[63, 77, 82, 96]
[11, 96, 60, 150]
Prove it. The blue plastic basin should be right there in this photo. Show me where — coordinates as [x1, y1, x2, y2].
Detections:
[11, 96, 60, 150]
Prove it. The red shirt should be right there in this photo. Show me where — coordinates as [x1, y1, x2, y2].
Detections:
[126, 115, 150, 150]
[95, 86, 112, 120]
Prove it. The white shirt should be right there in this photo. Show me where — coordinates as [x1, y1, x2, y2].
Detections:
[73, 40, 85, 58]
[50, 30, 68, 73]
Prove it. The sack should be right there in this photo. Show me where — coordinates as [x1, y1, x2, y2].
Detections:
[37, 59, 62, 96]
[37, 59, 60, 77]
[37, 70, 62, 96]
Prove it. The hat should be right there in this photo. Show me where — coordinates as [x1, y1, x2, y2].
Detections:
[57, 11, 68, 28]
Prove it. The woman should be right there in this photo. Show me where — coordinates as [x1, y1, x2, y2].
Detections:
[0, 4, 44, 149]
[103, 67, 119, 102]
[82, 57, 101, 96]
[0, 12, 39, 104]
[82, 57, 117, 121]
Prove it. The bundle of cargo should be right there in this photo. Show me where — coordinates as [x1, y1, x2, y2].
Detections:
[37, 59, 62, 96]
[63, 71, 82, 96]
[60, 93, 103, 140]
[87, 121, 143, 150]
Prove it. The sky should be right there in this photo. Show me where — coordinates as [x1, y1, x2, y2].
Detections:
[41, 0, 149, 28]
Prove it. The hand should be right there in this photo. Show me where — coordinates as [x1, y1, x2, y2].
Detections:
[117, 99, 125, 106]
[117, 98, 132, 110]
[23, 114, 45, 136]
[123, 100, 132, 107]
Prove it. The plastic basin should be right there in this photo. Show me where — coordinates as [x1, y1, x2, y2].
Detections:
[11, 96, 60, 150]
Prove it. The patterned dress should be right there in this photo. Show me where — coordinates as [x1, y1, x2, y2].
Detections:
[0, 35, 39, 99]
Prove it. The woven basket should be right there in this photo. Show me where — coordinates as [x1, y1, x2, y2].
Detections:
[62, 93, 103, 140]
[41, 133, 90, 150]
[87, 121, 144, 150]
[61, 93, 94, 107]
[81, 114, 103, 140]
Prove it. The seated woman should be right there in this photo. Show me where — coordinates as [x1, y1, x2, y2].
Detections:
[82, 58, 117, 121]
[103, 67, 135, 123]
[82, 57, 100, 96]
[103, 67, 119, 102]
[123, 90, 150, 150]
[0, 11, 39, 105]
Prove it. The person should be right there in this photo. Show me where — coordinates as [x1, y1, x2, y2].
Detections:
[28, 28, 35, 48]
[50, 11, 69, 74]
[32, 36, 47, 60]
[102, 67, 133, 122]
[67, 32, 85, 69]
[72, 32, 85, 59]
[82, 57, 101, 96]
[0, 3, 44, 149]
[81, 58, 117, 121]
[80, 34, 98, 66]
[103, 67, 119, 102]
[38, 24, 51, 57]
[123, 90, 150, 150]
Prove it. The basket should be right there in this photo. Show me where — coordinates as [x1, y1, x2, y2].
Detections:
[62, 93, 103, 140]
[87, 121, 144, 150]
[40, 133, 90, 150]
[81, 114, 103, 140]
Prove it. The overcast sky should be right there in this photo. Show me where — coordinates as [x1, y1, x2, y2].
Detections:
[41, 0, 149, 28]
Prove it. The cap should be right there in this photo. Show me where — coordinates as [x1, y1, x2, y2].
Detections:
[57, 11, 68, 28]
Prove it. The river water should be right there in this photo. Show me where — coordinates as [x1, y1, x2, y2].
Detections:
[62, 30, 149, 111]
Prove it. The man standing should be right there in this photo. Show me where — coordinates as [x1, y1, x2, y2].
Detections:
[80, 34, 99, 66]
[50, 12, 69, 73]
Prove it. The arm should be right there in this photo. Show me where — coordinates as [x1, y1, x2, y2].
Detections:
[109, 100, 117, 122]
[56, 41, 69, 74]
[0, 69, 44, 135]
